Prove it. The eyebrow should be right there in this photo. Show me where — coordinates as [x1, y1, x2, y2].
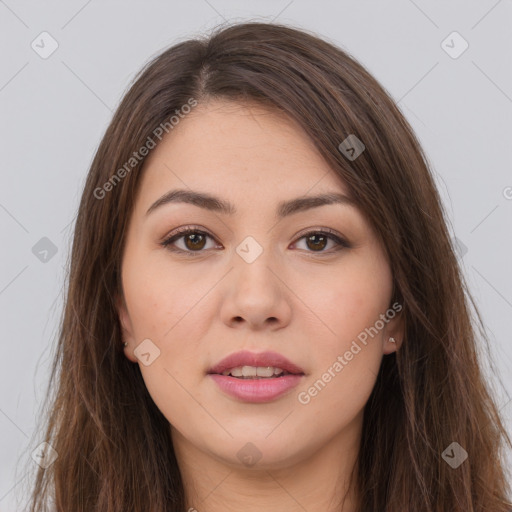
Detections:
[145, 188, 357, 219]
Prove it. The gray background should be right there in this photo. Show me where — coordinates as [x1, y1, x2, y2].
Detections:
[1, 1, 511, 510]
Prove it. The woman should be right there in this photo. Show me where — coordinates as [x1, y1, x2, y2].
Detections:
[27, 21, 511, 511]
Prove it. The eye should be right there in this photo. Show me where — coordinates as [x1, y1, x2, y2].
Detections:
[160, 226, 350, 256]
[161, 226, 219, 255]
[292, 229, 351, 253]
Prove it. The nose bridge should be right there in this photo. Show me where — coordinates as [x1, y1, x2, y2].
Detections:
[232, 233, 279, 292]
[235, 233, 269, 265]
[219, 231, 292, 329]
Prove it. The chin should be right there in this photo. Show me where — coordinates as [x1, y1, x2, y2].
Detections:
[202, 431, 309, 471]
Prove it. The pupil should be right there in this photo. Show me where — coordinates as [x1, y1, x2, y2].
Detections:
[306, 234, 327, 251]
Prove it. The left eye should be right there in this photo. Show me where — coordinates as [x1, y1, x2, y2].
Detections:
[161, 227, 350, 255]
[292, 231, 349, 252]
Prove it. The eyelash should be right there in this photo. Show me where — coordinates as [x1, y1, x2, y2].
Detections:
[160, 225, 351, 257]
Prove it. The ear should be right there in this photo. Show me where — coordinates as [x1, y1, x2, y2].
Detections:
[115, 293, 138, 362]
[382, 308, 405, 355]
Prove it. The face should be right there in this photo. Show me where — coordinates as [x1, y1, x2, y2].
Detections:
[117, 99, 403, 470]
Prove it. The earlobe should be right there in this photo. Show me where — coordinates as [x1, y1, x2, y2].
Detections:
[383, 313, 404, 355]
[383, 336, 403, 355]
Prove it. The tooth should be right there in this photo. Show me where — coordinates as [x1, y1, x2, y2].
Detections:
[230, 367, 243, 377]
[242, 366, 258, 377]
[256, 366, 274, 377]
[221, 366, 288, 378]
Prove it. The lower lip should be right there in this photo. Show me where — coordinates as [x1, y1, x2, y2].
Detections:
[208, 374, 304, 403]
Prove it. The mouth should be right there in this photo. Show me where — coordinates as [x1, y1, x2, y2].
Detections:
[207, 349, 305, 377]
[207, 350, 305, 403]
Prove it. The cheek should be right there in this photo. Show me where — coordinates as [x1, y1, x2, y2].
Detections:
[122, 253, 213, 406]
[298, 257, 392, 357]
[294, 282, 386, 421]
[122, 247, 211, 342]
[292, 254, 391, 415]
[127, 278, 210, 431]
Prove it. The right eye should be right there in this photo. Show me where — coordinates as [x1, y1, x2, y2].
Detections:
[161, 226, 220, 255]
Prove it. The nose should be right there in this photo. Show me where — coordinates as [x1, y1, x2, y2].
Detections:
[219, 245, 293, 332]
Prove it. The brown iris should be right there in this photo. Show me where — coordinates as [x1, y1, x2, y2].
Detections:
[184, 232, 207, 251]
[305, 233, 328, 251]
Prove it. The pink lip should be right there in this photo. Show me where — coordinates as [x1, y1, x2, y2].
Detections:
[209, 374, 303, 403]
[207, 350, 305, 403]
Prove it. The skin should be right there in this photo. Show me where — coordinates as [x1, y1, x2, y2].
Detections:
[116, 99, 404, 512]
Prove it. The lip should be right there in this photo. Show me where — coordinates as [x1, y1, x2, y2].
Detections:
[209, 374, 304, 403]
[207, 350, 305, 403]
[208, 350, 305, 376]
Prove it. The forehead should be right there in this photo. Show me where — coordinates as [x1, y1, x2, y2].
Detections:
[137, 99, 351, 208]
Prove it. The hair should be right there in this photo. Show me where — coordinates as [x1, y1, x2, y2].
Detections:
[24, 20, 511, 512]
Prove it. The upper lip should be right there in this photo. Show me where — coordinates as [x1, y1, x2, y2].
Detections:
[208, 350, 305, 375]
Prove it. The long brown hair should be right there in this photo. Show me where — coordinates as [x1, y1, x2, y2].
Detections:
[24, 21, 511, 511]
